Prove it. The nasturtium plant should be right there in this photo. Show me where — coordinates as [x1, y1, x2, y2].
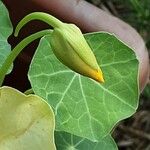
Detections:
[0, 0, 13, 74]
[0, 86, 56, 150]
[28, 34, 139, 141]
[0, 1, 140, 149]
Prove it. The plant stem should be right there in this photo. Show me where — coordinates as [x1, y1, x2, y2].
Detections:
[24, 88, 34, 95]
[0, 29, 51, 86]
[14, 12, 63, 37]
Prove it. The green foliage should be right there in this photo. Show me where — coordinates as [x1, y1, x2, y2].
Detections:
[28, 33, 139, 142]
[55, 131, 117, 150]
[119, 0, 150, 48]
[0, 0, 13, 73]
[142, 83, 150, 99]
[0, 86, 56, 150]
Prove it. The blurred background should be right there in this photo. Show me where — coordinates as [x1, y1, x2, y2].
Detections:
[85, 0, 150, 149]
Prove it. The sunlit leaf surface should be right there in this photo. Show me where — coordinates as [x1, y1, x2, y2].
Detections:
[0, 86, 56, 150]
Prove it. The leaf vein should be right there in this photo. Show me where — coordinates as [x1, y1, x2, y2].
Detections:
[55, 75, 76, 115]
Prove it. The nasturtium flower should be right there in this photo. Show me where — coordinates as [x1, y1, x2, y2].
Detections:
[14, 12, 104, 83]
[50, 23, 104, 83]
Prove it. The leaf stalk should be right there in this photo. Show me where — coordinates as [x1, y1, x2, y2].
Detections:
[0, 29, 51, 86]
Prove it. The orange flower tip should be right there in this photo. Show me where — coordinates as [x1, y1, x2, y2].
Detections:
[93, 69, 105, 83]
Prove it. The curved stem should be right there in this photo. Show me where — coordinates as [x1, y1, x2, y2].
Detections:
[14, 12, 63, 37]
[24, 88, 34, 95]
[0, 29, 51, 86]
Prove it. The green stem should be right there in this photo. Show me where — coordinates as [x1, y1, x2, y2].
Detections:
[0, 29, 51, 86]
[24, 88, 34, 95]
[14, 12, 63, 37]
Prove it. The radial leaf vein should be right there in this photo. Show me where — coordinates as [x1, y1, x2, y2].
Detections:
[55, 74, 76, 115]
[79, 76, 95, 140]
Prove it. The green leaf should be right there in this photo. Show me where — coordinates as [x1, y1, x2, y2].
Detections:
[0, 0, 13, 73]
[0, 86, 56, 150]
[55, 131, 118, 150]
[28, 32, 139, 142]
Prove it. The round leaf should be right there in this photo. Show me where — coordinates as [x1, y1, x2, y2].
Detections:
[28, 33, 139, 141]
[0, 86, 56, 150]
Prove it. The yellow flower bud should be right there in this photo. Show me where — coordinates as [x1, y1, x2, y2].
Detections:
[50, 23, 104, 83]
